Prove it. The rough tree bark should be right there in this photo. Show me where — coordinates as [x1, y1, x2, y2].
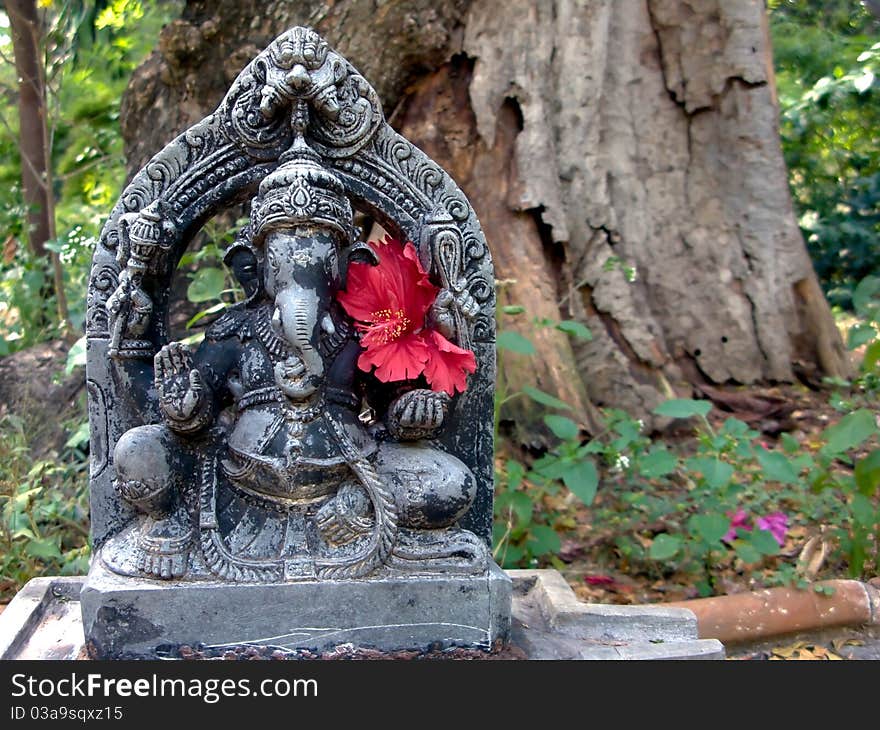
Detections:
[119, 0, 850, 430]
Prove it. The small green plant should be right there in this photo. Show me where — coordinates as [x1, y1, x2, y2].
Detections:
[491, 293, 880, 592]
[0, 413, 91, 602]
[493, 413, 599, 568]
[176, 218, 249, 345]
[598, 399, 879, 591]
[492, 302, 595, 567]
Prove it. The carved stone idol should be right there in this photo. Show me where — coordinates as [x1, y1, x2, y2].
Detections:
[80, 27, 509, 658]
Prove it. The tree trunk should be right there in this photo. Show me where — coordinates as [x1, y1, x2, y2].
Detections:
[6, 0, 68, 327]
[119, 0, 851, 429]
[6, 0, 52, 257]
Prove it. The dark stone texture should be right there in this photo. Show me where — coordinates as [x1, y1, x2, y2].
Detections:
[81, 559, 511, 659]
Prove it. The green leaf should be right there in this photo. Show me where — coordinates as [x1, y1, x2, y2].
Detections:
[64, 422, 90, 450]
[750, 528, 780, 556]
[820, 409, 878, 456]
[496, 330, 535, 355]
[685, 457, 734, 489]
[638, 446, 678, 478]
[25, 538, 62, 560]
[689, 514, 730, 544]
[755, 448, 800, 485]
[508, 492, 534, 526]
[555, 320, 593, 340]
[852, 275, 880, 317]
[504, 459, 525, 490]
[186, 301, 227, 329]
[734, 542, 762, 564]
[854, 449, 880, 496]
[187, 267, 227, 303]
[527, 525, 561, 556]
[561, 461, 599, 505]
[64, 336, 87, 375]
[790, 453, 815, 472]
[854, 70, 875, 93]
[649, 534, 682, 561]
[780, 432, 800, 454]
[653, 399, 712, 419]
[863, 340, 880, 372]
[719, 418, 750, 437]
[850, 493, 876, 527]
[498, 542, 524, 567]
[522, 385, 573, 411]
[544, 415, 579, 441]
[532, 456, 570, 480]
[501, 305, 525, 315]
[847, 322, 877, 350]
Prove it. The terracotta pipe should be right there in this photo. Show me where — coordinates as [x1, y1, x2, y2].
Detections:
[665, 579, 880, 644]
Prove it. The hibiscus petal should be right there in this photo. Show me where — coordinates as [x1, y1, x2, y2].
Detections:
[337, 237, 437, 327]
[337, 260, 387, 322]
[357, 332, 430, 383]
[422, 330, 477, 395]
[378, 237, 437, 322]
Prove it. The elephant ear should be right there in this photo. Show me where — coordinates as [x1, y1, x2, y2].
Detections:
[346, 241, 380, 267]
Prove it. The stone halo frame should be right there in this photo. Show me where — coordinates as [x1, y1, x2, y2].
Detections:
[85, 26, 496, 551]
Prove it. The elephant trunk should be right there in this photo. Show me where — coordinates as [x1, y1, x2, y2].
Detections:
[272, 285, 325, 399]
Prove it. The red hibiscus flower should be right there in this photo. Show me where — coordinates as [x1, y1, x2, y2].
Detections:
[337, 235, 477, 395]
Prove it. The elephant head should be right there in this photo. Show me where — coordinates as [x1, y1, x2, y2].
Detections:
[263, 225, 341, 399]
[250, 120, 353, 401]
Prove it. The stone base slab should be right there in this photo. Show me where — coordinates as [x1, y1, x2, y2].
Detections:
[1, 569, 724, 660]
[507, 570, 725, 660]
[79, 559, 512, 658]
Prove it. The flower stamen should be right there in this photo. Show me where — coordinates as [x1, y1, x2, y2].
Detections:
[368, 308, 411, 344]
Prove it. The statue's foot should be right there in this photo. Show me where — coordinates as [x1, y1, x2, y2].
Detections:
[134, 508, 193, 579]
[390, 527, 488, 574]
[316, 482, 374, 547]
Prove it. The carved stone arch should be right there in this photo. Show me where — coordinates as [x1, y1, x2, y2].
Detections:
[86, 26, 496, 546]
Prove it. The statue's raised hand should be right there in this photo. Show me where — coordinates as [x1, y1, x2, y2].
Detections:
[155, 342, 207, 429]
[430, 285, 479, 340]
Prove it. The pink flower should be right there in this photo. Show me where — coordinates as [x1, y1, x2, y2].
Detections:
[722, 508, 750, 544]
[756, 512, 788, 547]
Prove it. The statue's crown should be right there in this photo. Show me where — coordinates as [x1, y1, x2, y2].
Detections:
[251, 103, 353, 244]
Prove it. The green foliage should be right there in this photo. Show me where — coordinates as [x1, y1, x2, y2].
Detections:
[596, 404, 880, 588]
[770, 2, 880, 303]
[493, 306, 597, 568]
[0, 1, 181, 351]
[0, 413, 91, 602]
[494, 298, 880, 587]
[0, 1, 182, 598]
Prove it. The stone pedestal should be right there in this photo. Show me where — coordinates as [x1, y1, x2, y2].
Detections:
[80, 560, 512, 659]
[1, 570, 725, 660]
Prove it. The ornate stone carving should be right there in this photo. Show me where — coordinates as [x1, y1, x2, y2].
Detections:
[83, 27, 505, 657]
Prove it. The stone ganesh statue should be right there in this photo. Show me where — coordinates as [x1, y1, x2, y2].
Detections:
[81, 27, 506, 657]
[106, 126, 484, 583]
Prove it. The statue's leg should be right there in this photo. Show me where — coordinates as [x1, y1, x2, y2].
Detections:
[374, 441, 486, 571]
[113, 424, 196, 579]
[374, 442, 476, 529]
